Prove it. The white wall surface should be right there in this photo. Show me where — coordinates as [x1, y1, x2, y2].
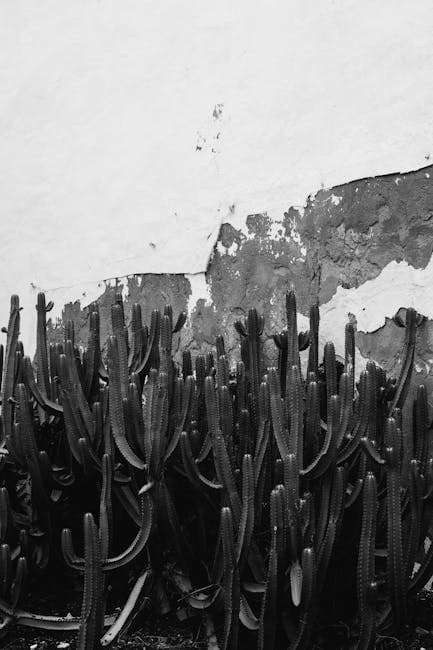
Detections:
[1, 0, 433, 354]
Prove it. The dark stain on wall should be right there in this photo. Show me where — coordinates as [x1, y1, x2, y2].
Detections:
[49, 164, 433, 403]
[47, 274, 192, 363]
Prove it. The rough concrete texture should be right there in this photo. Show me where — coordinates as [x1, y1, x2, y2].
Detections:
[49, 164, 433, 408]
[47, 274, 193, 360]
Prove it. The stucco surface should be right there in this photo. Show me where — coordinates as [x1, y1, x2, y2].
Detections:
[1, 1, 433, 352]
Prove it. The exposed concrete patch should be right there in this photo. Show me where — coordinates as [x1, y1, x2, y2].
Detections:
[296, 166, 433, 304]
[44, 164, 433, 403]
[47, 274, 191, 363]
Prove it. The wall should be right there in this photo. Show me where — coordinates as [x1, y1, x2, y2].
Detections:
[1, 1, 433, 387]
[48, 165, 433, 408]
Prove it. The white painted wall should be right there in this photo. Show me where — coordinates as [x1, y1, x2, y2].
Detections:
[1, 0, 433, 354]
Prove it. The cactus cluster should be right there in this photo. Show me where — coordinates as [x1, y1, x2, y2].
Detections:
[0, 288, 431, 649]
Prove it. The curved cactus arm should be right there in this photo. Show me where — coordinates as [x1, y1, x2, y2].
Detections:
[158, 480, 193, 568]
[345, 322, 355, 385]
[100, 568, 153, 647]
[39, 452, 74, 488]
[0, 544, 11, 599]
[35, 293, 52, 401]
[323, 342, 337, 406]
[83, 310, 101, 401]
[258, 530, 278, 650]
[283, 453, 299, 504]
[215, 334, 226, 360]
[345, 477, 364, 509]
[78, 437, 101, 475]
[103, 492, 153, 571]
[182, 350, 193, 380]
[423, 458, 433, 501]
[0, 487, 10, 542]
[234, 309, 264, 405]
[220, 384, 234, 440]
[114, 485, 140, 525]
[64, 340, 95, 442]
[365, 362, 378, 443]
[214, 431, 241, 524]
[204, 375, 219, 441]
[360, 437, 385, 465]
[390, 307, 417, 413]
[16, 383, 50, 508]
[285, 290, 300, 382]
[314, 472, 332, 552]
[235, 454, 254, 569]
[248, 309, 264, 403]
[10, 556, 27, 609]
[270, 485, 286, 565]
[337, 371, 354, 448]
[254, 383, 270, 487]
[316, 467, 345, 596]
[22, 356, 63, 415]
[307, 301, 319, 378]
[216, 355, 230, 389]
[289, 547, 316, 650]
[239, 592, 259, 630]
[61, 387, 86, 464]
[337, 370, 371, 464]
[180, 431, 223, 490]
[61, 528, 85, 572]
[127, 382, 145, 457]
[305, 380, 320, 463]
[404, 459, 422, 586]
[107, 336, 145, 470]
[196, 433, 213, 463]
[110, 303, 129, 398]
[187, 585, 221, 610]
[172, 310, 187, 334]
[301, 395, 339, 480]
[159, 314, 174, 387]
[299, 491, 315, 548]
[267, 368, 290, 459]
[77, 512, 103, 650]
[236, 361, 247, 417]
[62, 492, 153, 574]
[134, 309, 161, 375]
[414, 384, 429, 475]
[164, 375, 194, 461]
[142, 368, 158, 466]
[356, 472, 377, 650]
[385, 444, 406, 629]
[273, 331, 288, 396]
[128, 303, 144, 373]
[220, 507, 240, 650]
[149, 377, 168, 478]
[287, 365, 304, 468]
[99, 454, 113, 562]
[1, 295, 20, 444]
[11, 611, 116, 631]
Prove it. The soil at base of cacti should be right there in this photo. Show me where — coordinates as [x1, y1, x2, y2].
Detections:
[3, 590, 433, 650]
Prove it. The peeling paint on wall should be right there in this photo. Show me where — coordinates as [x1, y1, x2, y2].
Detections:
[2, 1, 433, 354]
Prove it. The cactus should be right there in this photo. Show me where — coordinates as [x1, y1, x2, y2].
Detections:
[0, 287, 430, 650]
[35, 293, 54, 400]
[77, 513, 104, 650]
[234, 308, 264, 405]
[356, 472, 377, 650]
[1, 296, 21, 445]
[220, 506, 240, 650]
